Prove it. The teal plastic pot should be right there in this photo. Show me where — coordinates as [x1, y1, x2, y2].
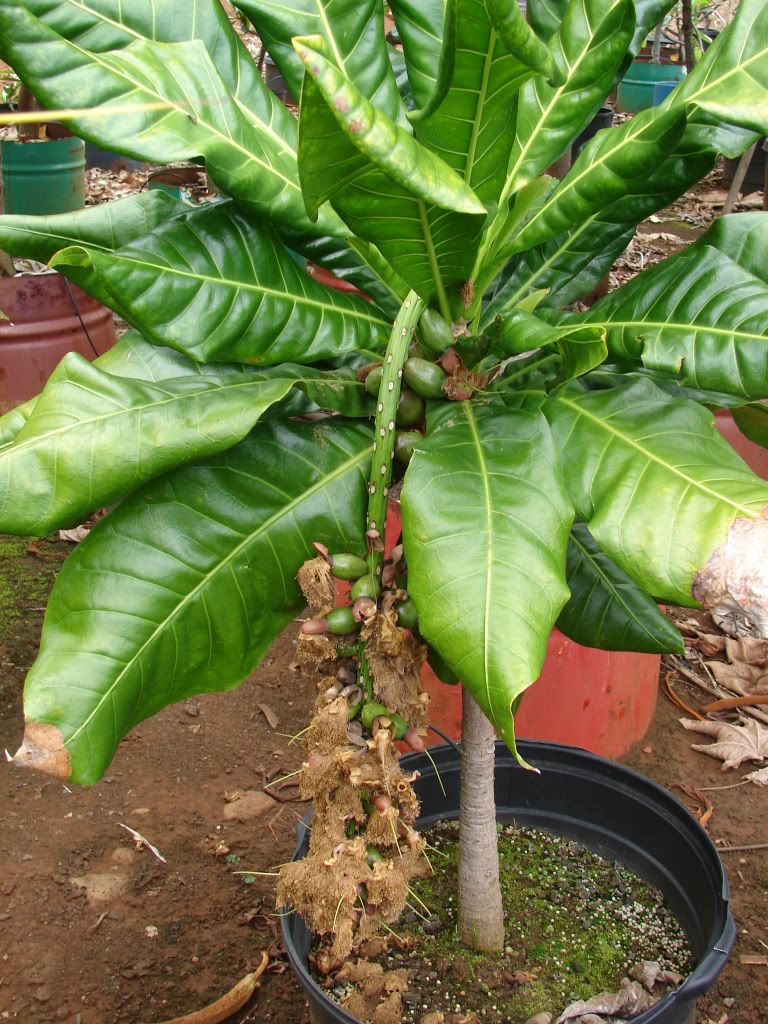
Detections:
[1, 137, 85, 215]
[653, 79, 682, 105]
[617, 61, 686, 113]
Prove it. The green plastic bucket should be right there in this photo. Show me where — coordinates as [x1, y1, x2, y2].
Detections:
[1, 137, 86, 215]
[617, 60, 686, 113]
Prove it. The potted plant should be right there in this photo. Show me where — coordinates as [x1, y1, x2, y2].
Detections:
[0, 0, 766, 1019]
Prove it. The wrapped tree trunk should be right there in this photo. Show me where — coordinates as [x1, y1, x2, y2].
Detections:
[457, 688, 505, 950]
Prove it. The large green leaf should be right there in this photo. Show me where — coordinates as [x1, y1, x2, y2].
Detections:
[295, 35, 486, 305]
[569, 238, 768, 401]
[544, 378, 768, 605]
[557, 521, 684, 653]
[481, 141, 716, 321]
[486, 0, 559, 82]
[401, 403, 573, 762]
[501, 0, 635, 198]
[0, 331, 370, 454]
[730, 403, 768, 450]
[238, 0, 405, 121]
[503, 106, 686, 257]
[672, 0, 768, 147]
[414, 0, 536, 208]
[527, 0, 568, 41]
[14, 0, 269, 126]
[13, 420, 372, 785]
[0, 357, 294, 536]
[0, 5, 341, 236]
[49, 202, 390, 365]
[0, 192, 179, 316]
[390, 0, 456, 117]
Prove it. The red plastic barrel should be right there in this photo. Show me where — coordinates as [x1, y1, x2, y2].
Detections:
[0, 272, 116, 413]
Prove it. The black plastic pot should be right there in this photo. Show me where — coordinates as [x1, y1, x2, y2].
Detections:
[283, 740, 735, 1024]
[572, 106, 614, 157]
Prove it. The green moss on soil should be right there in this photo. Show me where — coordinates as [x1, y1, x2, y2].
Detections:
[339, 820, 694, 1024]
[0, 534, 66, 662]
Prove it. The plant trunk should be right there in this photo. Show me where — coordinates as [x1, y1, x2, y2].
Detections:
[457, 688, 505, 950]
[681, 0, 696, 73]
[651, 20, 663, 63]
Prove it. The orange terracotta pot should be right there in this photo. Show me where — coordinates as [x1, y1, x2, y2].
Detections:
[714, 408, 768, 480]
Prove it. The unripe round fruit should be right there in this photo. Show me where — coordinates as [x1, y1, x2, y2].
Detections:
[350, 573, 380, 600]
[403, 357, 446, 398]
[364, 366, 383, 395]
[396, 389, 425, 427]
[395, 599, 418, 630]
[418, 308, 454, 354]
[394, 430, 422, 465]
[325, 606, 359, 635]
[329, 552, 369, 580]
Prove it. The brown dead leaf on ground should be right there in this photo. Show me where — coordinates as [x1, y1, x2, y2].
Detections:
[258, 703, 279, 730]
[680, 718, 768, 769]
[669, 783, 714, 828]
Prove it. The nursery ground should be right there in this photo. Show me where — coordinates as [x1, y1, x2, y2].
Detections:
[0, 535, 766, 1024]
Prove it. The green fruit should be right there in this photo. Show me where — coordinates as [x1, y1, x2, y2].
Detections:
[455, 333, 490, 369]
[350, 573, 380, 600]
[419, 308, 454, 354]
[364, 366, 383, 396]
[329, 552, 369, 580]
[366, 845, 384, 865]
[395, 599, 418, 630]
[396, 389, 425, 427]
[394, 430, 422, 465]
[325, 606, 359, 635]
[361, 701, 408, 739]
[403, 358, 447, 398]
[427, 646, 460, 685]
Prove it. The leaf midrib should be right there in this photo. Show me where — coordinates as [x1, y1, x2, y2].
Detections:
[463, 403, 494, 710]
[60, 0, 298, 154]
[63, 441, 371, 754]
[593, 319, 768, 342]
[5, 377, 292, 457]
[557, 394, 762, 517]
[72, 250, 391, 327]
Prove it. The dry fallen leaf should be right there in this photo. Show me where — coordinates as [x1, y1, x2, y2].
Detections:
[680, 718, 768, 769]
[258, 703, 280, 730]
[745, 765, 768, 786]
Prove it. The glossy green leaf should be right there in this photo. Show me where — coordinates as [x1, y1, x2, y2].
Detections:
[504, 107, 686, 257]
[390, 0, 457, 118]
[624, 1, 678, 64]
[527, 0, 568, 41]
[0, 330, 190, 448]
[15, 420, 372, 784]
[14, 0, 269, 126]
[731, 403, 768, 450]
[486, 0, 560, 83]
[49, 202, 390, 365]
[294, 36, 485, 220]
[0, 357, 295, 536]
[274, 227, 407, 320]
[689, 213, 768, 287]
[501, 0, 635, 198]
[496, 310, 607, 385]
[295, 36, 486, 303]
[481, 142, 716, 322]
[557, 521, 685, 654]
[572, 231, 768, 400]
[414, 0, 535, 207]
[544, 378, 768, 605]
[401, 403, 573, 762]
[673, 0, 768, 146]
[237, 0, 405, 121]
[0, 192, 178, 315]
[0, 6, 341, 236]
